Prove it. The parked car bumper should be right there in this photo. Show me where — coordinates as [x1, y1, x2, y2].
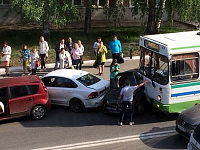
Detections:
[176, 117, 194, 139]
[83, 95, 105, 108]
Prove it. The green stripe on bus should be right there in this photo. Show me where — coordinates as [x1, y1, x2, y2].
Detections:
[171, 45, 200, 50]
[149, 98, 200, 113]
[171, 82, 200, 89]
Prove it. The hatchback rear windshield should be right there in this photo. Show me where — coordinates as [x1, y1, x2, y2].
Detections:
[77, 73, 100, 86]
[194, 124, 200, 143]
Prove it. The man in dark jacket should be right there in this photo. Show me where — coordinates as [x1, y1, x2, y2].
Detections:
[54, 39, 67, 70]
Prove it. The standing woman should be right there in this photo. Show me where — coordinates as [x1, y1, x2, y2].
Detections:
[109, 35, 122, 62]
[96, 41, 107, 75]
[77, 40, 84, 70]
[39, 36, 49, 71]
[30, 47, 39, 75]
[71, 43, 83, 70]
[93, 37, 101, 56]
[2, 42, 11, 76]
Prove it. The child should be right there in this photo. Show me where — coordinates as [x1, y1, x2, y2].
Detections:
[30, 47, 39, 75]
[110, 59, 120, 88]
[21, 44, 31, 75]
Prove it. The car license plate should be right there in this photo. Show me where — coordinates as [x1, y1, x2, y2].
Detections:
[177, 124, 186, 132]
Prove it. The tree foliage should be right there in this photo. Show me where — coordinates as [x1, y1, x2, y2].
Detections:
[10, 0, 79, 29]
[166, 0, 200, 23]
[84, 0, 92, 34]
[103, 0, 126, 26]
[132, 0, 200, 34]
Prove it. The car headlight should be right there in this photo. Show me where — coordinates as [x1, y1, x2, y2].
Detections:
[157, 95, 161, 101]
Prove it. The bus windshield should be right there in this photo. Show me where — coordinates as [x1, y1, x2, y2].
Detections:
[139, 48, 168, 85]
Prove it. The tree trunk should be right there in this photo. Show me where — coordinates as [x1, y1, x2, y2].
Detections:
[156, 0, 166, 31]
[144, 0, 158, 35]
[84, 0, 92, 34]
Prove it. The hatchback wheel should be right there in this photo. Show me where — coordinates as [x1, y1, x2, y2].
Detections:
[31, 105, 46, 120]
[70, 99, 84, 113]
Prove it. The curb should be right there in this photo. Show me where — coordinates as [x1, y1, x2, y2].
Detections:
[0, 56, 140, 75]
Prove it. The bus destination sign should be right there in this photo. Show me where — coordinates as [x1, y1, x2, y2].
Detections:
[144, 40, 159, 52]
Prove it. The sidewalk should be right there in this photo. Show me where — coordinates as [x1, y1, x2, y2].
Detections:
[0, 56, 140, 75]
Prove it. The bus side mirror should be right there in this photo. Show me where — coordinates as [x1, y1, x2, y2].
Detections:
[152, 80, 156, 88]
[0, 102, 5, 114]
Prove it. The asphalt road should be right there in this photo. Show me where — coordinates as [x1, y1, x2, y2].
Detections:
[0, 58, 189, 150]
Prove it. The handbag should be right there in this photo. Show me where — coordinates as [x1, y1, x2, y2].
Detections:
[93, 60, 98, 68]
[1, 56, 6, 61]
[36, 60, 40, 67]
[118, 53, 124, 64]
[1, 55, 9, 61]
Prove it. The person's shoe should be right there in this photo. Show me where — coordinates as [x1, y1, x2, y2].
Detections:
[27, 72, 32, 75]
[118, 122, 123, 126]
[129, 122, 134, 125]
[22, 74, 25, 76]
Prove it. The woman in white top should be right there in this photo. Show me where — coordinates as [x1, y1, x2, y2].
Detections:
[39, 36, 49, 70]
[2, 42, 11, 76]
[77, 40, 84, 70]
[31, 47, 39, 75]
[93, 37, 101, 56]
[59, 48, 72, 69]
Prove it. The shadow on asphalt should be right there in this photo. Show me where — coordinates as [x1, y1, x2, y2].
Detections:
[0, 103, 179, 128]
[141, 126, 188, 149]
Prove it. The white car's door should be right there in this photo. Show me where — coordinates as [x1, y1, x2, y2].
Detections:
[43, 77, 77, 105]
[50, 77, 77, 106]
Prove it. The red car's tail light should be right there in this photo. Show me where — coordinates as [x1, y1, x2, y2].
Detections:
[41, 82, 47, 92]
[88, 92, 98, 99]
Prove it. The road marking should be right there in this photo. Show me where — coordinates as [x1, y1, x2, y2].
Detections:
[32, 130, 177, 150]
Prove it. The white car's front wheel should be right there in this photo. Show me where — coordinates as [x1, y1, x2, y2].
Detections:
[70, 99, 84, 113]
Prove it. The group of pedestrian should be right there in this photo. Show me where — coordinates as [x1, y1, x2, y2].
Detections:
[93, 35, 122, 76]
[54, 37, 84, 70]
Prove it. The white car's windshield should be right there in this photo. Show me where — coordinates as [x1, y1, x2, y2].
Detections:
[77, 73, 100, 86]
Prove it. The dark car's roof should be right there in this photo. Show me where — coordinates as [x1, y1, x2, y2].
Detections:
[0, 75, 41, 88]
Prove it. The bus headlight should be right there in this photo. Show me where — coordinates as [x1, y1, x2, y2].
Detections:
[157, 95, 161, 101]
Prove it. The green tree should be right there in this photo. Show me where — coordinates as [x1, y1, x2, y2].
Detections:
[10, 0, 79, 33]
[132, 0, 200, 35]
[132, 0, 166, 34]
[103, 0, 125, 26]
[166, 0, 200, 25]
[84, 0, 92, 34]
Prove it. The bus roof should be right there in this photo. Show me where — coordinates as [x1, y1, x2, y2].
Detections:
[142, 31, 200, 53]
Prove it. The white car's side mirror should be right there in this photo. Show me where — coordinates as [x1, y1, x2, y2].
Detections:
[0, 101, 5, 114]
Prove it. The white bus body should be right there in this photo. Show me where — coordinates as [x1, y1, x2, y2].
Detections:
[138, 31, 200, 113]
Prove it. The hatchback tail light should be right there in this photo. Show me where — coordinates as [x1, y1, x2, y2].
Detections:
[88, 92, 98, 99]
[41, 82, 47, 92]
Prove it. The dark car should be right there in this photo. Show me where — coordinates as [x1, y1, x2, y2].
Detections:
[0, 75, 51, 121]
[103, 69, 146, 114]
[176, 104, 200, 139]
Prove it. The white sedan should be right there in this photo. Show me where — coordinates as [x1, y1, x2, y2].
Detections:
[42, 69, 110, 112]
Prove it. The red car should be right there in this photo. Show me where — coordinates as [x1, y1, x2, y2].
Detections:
[0, 75, 50, 121]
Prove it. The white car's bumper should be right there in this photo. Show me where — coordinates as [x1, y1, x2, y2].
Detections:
[83, 94, 105, 108]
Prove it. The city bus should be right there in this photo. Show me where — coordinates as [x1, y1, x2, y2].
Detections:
[138, 31, 200, 113]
